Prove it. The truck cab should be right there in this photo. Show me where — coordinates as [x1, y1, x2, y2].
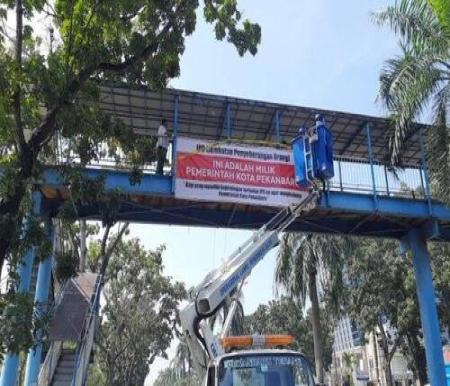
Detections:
[205, 349, 316, 386]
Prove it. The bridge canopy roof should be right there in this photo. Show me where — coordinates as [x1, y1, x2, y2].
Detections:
[98, 84, 424, 166]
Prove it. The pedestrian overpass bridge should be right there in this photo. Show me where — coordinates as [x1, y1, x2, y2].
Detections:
[40, 84, 450, 240]
[2, 84, 449, 386]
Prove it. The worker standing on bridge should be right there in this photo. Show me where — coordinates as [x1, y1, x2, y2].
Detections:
[156, 118, 169, 175]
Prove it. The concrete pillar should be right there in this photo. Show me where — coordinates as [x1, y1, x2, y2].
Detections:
[0, 192, 42, 386]
[407, 228, 446, 386]
[24, 217, 54, 386]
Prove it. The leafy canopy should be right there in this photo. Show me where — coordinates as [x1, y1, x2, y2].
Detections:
[243, 297, 335, 371]
[0, 0, 260, 356]
[0, 0, 261, 274]
[374, 0, 450, 199]
[93, 238, 186, 385]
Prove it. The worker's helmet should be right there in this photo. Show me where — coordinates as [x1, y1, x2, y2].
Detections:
[298, 126, 307, 136]
[315, 114, 324, 123]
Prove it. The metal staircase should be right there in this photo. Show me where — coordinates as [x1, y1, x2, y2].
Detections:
[38, 273, 101, 386]
[50, 349, 76, 386]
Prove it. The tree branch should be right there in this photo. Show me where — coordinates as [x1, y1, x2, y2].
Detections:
[377, 316, 389, 356]
[105, 222, 129, 260]
[100, 223, 112, 259]
[67, 225, 80, 262]
[0, 1, 182, 269]
[13, 0, 26, 152]
[387, 335, 401, 363]
[437, 59, 450, 71]
[96, 22, 172, 74]
[119, 6, 144, 22]
[100, 222, 129, 281]
[27, 18, 174, 156]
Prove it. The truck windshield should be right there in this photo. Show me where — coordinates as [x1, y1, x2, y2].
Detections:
[217, 354, 315, 386]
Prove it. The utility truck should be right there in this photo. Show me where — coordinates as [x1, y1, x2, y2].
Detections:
[180, 116, 334, 386]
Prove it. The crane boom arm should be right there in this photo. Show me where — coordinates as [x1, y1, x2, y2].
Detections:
[180, 190, 319, 373]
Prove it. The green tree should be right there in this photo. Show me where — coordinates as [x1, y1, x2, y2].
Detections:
[154, 368, 178, 386]
[0, 0, 260, 358]
[0, 0, 261, 281]
[428, 0, 450, 36]
[210, 291, 245, 336]
[154, 367, 201, 386]
[373, 0, 450, 198]
[275, 233, 352, 384]
[92, 238, 186, 386]
[243, 296, 335, 371]
[341, 352, 354, 385]
[345, 239, 428, 386]
[173, 339, 193, 377]
[156, 338, 202, 386]
[428, 242, 450, 331]
[86, 362, 106, 386]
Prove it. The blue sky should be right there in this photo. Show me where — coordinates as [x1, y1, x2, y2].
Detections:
[134, 1, 400, 383]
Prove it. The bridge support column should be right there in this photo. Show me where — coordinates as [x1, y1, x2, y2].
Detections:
[0, 191, 42, 386]
[24, 217, 54, 386]
[403, 228, 446, 386]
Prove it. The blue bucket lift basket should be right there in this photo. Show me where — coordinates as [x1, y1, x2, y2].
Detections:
[292, 123, 334, 187]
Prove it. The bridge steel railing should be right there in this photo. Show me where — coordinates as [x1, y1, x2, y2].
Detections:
[37, 221, 69, 386]
[51, 133, 431, 205]
[329, 156, 426, 199]
[71, 274, 102, 386]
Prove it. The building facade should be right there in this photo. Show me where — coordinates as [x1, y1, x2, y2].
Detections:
[331, 316, 414, 386]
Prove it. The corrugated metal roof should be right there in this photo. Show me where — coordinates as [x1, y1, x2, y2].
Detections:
[98, 84, 424, 166]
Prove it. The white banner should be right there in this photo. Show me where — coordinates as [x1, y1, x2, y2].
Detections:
[174, 137, 309, 207]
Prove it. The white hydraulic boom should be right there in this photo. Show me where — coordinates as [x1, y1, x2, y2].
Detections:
[179, 189, 319, 374]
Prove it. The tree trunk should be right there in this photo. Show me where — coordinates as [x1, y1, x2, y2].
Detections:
[377, 318, 395, 386]
[106, 368, 114, 386]
[406, 332, 428, 385]
[372, 331, 381, 385]
[308, 269, 324, 384]
[98, 222, 129, 283]
[383, 360, 394, 386]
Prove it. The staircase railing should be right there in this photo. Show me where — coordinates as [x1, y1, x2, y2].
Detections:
[37, 340, 63, 386]
[37, 281, 68, 386]
[71, 274, 102, 386]
[37, 221, 67, 386]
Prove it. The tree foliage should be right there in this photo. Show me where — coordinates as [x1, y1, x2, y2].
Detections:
[428, 241, 450, 331]
[0, 0, 260, 358]
[243, 297, 335, 373]
[373, 0, 450, 199]
[92, 238, 186, 386]
[345, 238, 431, 385]
[0, 0, 261, 287]
[275, 233, 354, 383]
[153, 367, 201, 386]
[428, 0, 450, 37]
